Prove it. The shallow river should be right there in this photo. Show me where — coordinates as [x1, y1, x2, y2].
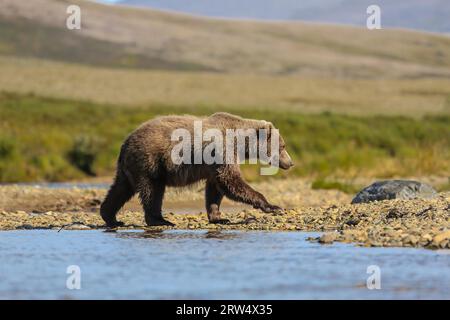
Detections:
[0, 230, 449, 299]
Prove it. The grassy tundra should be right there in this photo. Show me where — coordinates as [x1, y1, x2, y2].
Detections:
[0, 93, 448, 185]
[1, 56, 450, 117]
[2, 0, 450, 77]
[0, 0, 449, 187]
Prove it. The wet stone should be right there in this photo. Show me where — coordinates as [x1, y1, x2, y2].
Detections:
[318, 233, 337, 244]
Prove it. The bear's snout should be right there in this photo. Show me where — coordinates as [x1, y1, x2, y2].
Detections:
[279, 150, 294, 170]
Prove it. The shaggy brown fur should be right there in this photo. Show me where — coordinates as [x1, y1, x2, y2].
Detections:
[100, 112, 293, 227]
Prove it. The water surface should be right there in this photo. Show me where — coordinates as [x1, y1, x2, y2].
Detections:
[0, 230, 449, 299]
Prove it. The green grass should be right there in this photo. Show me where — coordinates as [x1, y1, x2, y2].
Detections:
[311, 179, 361, 194]
[436, 179, 450, 192]
[0, 92, 449, 183]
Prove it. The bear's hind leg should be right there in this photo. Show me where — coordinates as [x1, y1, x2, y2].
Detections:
[205, 181, 229, 224]
[100, 171, 135, 228]
[139, 179, 174, 227]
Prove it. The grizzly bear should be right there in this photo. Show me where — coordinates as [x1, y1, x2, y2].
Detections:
[100, 112, 293, 227]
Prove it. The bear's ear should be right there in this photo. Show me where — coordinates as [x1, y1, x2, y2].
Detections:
[260, 120, 272, 128]
[259, 121, 273, 140]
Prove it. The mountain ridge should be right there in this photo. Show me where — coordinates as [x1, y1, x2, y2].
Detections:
[118, 0, 450, 34]
[0, 0, 449, 79]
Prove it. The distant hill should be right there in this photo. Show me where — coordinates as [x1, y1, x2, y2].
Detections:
[119, 0, 450, 34]
[0, 0, 450, 79]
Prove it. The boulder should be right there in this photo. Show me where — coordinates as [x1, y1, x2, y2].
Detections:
[351, 180, 437, 204]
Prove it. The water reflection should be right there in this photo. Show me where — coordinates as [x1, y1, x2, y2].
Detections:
[115, 229, 241, 240]
[203, 231, 239, 240]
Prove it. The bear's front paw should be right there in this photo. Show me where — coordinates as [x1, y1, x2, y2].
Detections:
[260, 203, 284, 214]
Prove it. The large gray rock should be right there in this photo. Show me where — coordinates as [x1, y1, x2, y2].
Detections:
[351, 180, 438, 204]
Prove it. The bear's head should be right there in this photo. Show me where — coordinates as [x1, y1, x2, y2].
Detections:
[207, 112, 294, 170]
[259, 121, 294, 170]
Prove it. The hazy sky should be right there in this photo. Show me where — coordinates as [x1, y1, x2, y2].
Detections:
[94, 0, 450, 33]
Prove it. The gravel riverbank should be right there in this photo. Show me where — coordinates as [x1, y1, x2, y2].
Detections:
[1, 179, 449, 249]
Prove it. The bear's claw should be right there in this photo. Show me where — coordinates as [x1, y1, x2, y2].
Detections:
[261, 204, 284, 214]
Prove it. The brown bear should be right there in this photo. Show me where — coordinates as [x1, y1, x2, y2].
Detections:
[100, 112, 293, 227]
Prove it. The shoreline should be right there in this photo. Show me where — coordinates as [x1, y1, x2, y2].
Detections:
[1, 180, 449, 250]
